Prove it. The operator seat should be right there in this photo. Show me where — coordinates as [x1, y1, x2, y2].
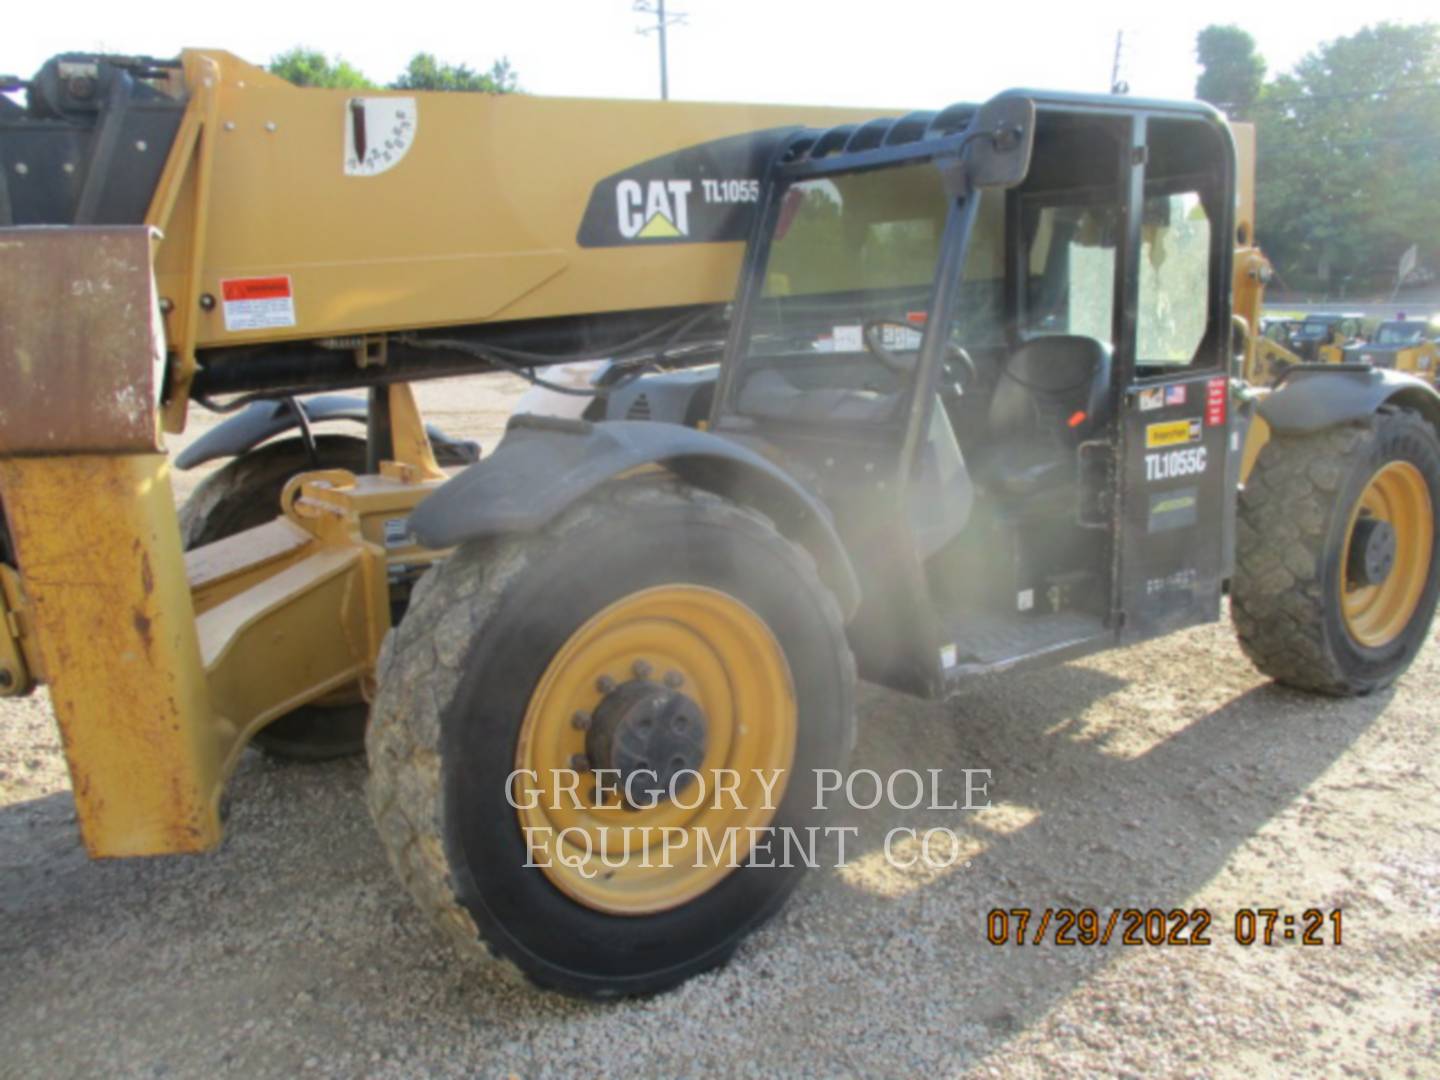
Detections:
[971, 335, 1112, 498]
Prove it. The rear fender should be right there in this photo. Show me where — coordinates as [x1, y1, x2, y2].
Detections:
[408, 415, 861, 620]
[174, 395, 479, 469]
[1258, 365, 1440, 435]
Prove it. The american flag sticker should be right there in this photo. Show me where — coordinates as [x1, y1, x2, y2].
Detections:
[1164, 384, 1187, 406]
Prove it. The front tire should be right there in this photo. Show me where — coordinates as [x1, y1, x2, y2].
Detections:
[366, 479, 856, 997]
[1232, 407, 1440, 695]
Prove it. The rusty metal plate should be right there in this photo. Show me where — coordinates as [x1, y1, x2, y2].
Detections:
[0, 226, 165, 455]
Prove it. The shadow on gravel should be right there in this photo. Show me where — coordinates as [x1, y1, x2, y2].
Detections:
[0, 660, 1397, 1075]
[823, 663, 1394, 1067]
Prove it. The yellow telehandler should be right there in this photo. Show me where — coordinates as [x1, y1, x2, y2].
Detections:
[1344, 318, 1439, 384]
[2, 50, 1437, 996]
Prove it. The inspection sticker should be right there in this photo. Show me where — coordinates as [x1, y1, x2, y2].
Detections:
[220, 276, 296, 332]
[1147, 487, 1200, 533]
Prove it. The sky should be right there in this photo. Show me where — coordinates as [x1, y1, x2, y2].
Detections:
[4, 0, 1436, 108]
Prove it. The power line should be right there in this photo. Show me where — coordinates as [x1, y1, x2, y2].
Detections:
[634, 0, 687, 101]
[1309, 132, 1440, 151]
[1254, 82, 1440, 108]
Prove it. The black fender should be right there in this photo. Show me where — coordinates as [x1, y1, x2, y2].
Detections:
[409, 414, 862, 620]
[1258, 364, 1440, 435]
[174, 395, 480, 470]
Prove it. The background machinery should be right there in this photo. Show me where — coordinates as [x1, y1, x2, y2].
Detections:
[1286, 311, 1366, 363]
[2, 51, 1438, 996]
[1344, 318, 1439, 384]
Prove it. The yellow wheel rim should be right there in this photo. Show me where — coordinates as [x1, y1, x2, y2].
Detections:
[513, 585, 796, 915]
[1340, 461, 1434, 648]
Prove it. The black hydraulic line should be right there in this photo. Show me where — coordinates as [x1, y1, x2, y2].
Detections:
[190, 307, 727, 405]
[285, 396, 321, 466]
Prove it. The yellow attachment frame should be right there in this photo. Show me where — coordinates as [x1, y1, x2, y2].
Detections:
[0, 563, 37, 696]
[0, 226, 451, 856]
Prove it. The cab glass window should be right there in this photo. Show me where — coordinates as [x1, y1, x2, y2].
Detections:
[1375, 323, 1425, 345]
[1135, 190, 1211, 366]
[735, 163, 950, 425]
[753, 164, 946, 349]
[1021, 199, 1119, 347]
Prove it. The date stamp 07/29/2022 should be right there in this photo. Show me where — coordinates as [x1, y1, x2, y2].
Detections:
[986, 907, 1344, 948]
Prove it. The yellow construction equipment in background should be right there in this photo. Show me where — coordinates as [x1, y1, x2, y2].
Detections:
[1345, 319, 1440, 384]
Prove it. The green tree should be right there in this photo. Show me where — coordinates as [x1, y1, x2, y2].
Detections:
[1195, 25, 1266, 119]
[390, 53, 519, 93]
[267, 47, 376, 89]
[1254, 22, 1440, 295]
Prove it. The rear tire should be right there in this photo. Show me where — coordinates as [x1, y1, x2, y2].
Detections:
[179, 435, 371, 548]
[1231, 407, 1440, 695]
[179, 435, 372, 759]
[180, 433, 472, 761]
[365, 478, 856, 997]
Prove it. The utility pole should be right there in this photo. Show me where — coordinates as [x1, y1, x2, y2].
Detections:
[634, 0, 687, 100]
[1110, 30, 1129, 95]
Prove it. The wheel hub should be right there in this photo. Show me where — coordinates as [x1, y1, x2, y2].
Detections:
[513, 584, 797, 914]
[585, 678, 708, 806]
[1348, 516, 1398, 588]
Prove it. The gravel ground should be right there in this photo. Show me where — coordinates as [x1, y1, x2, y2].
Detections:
[2, 376, 1438, 1078]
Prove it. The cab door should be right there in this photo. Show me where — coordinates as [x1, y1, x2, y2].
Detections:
[1116, 116, 1235, 641]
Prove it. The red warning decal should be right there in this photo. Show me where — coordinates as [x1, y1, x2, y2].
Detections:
[221, 276, 292, 302]
[1204, 376, 1228, 426]
[219, 275, 296, 331]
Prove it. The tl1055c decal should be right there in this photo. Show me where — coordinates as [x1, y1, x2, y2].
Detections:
[1145, 445, 1208, 482]
[577, 130, 794, 247]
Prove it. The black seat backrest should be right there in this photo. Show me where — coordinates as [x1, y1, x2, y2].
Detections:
[988, 335, 1113, 446]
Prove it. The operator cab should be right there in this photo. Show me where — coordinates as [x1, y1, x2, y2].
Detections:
[1371, 321, 1430, 347]
[1289, 313, 1364, 361]
[711, 93, 1238, 697]
[1345, 320, 1439, 376]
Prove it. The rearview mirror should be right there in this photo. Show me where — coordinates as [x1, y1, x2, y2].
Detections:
[965, 95, 1035, 189]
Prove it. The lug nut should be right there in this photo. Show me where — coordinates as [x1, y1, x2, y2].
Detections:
[571, 710, 592, 731]
[663, 670, 684, 689]
[596, 675, 616, 694]
[632, 659, 653, 679]
[570, 753, 591, 771]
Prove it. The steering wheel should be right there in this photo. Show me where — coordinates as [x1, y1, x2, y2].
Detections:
[861, 319, 978, 394]
[862, 319, 921, 374]
[942, 344, 978, 394]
